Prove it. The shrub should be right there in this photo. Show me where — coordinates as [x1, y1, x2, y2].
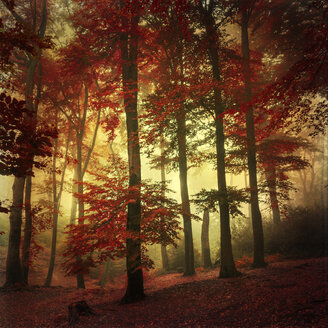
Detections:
[229, 206, 327, 260]
[167, 240, 202, 272]
[264, 206, 327, 258]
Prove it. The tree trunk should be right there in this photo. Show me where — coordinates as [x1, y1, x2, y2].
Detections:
[21, 175, 32, 284]
[160, 132, 169, 271]
[241, 10, 266, 268]
[265, 167, 281, 225]
[201, 208, 212, 268]
[76, 134, 85, 289]
[44, 121, 70, 287]
[120, 2, 144, 302]
[99, 259, 111, 287]
[45, 132, 59, 287]
[70, 167, 78, 225]
[200, 3, 237, 278]
[4, 177, 26, 287]
[5, 57, 37, 287]
[4, 1, 47, 287]
[244, 171, 252, 229]
[176, 109, 195, 276]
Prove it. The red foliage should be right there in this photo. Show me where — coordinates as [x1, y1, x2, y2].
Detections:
[63, 163, 182, 275]
[0, 93, 56, 178]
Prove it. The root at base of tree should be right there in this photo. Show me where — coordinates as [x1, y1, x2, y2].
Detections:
[68, 300, 95, 325]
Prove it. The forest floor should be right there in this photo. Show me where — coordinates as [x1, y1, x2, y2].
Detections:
[0, 256, 327, 327]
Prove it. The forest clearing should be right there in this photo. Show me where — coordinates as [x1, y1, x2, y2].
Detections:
[0, 257, 327, 327]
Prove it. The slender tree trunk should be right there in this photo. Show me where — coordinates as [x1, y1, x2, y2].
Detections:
[70, 167, 78, 225]
[176, 109, 195, 276]
[99, 259, 111, 287]
[76, 135, 85, 289]
[4, 177, 26, 287]
[4, 0, 47, 287]
[21, 59, 44, 285]
[201, 208, 212, 268]
[44, 121, 70, 287]
[200, 3, 237, 277]
[21, 176, 32, 284]
[241, 9, 266, 268]
[120, 2, 144, 302]
[244, 171, 252, 225]
[160, 132, 169, 271]
[265, 167, 281, 224]
[5, 58, 37, 287]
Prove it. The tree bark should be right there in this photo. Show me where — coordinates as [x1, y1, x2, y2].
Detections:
[4, 0, 47, 287]
[4, 177, 26, 287]
[201, 208, 212, 268]
[70, 167, 78, 224]
[120, 1, 144, 302]
[160, 132, 169, 271]
[21, 175, 32, 284]
[241, 9, 266, 268]
[76, 131, 85, 289]
[265, 167, 281, 224]
[176, 109, 195, 276]
[199, 2, 237, 277]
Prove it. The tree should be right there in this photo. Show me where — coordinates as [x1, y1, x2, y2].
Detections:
[141, 1, 204, 276]
[44, 53, 102, 288]
[119, 0, 144, 302]
[239, 0, 266, 267]
[44, 114, 71, 287]
[1, 0, 51, 287]
[258, 135, 310, 224]
[63, 165, 181, 284]
[197, 0, 238, 277]
[201, 208, 212, 268]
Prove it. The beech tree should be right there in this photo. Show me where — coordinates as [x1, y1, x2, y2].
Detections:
[1, 0, 51, 287]
[197, 0, 238, 277]
[201, 208, 212, 268]
[239, 0, 266, 267]
[44, 52, 103, 288]
[44, 113, 71, 287]
[141, 0, 212, 276]
[63, 164, 182, 283]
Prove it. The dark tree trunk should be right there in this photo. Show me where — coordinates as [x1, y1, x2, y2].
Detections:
[176, 109, 195, 276]
[4, 0, 47, 287]
[76, 133, 85, 289]
[4, 177, 26, 287]
[5, 58, 37, 288]
[160, 132, 169, 271]
[244, 171, 252, 229]
[199, 2, 237, 278]
[44, 210, 58, 287]
[120, 2, 144, 303]
[201, 208, 212, 268]
[241, 9, 266, 268]
[265, 167, 281, 225]
[21, 175, 32, 284]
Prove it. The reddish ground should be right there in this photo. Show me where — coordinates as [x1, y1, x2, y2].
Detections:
[0, 257, 327, 327]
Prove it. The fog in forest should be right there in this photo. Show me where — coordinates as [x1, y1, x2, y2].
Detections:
[0, 0, 327, 326]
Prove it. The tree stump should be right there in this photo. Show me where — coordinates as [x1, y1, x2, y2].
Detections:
[68, 300, 94, 325]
